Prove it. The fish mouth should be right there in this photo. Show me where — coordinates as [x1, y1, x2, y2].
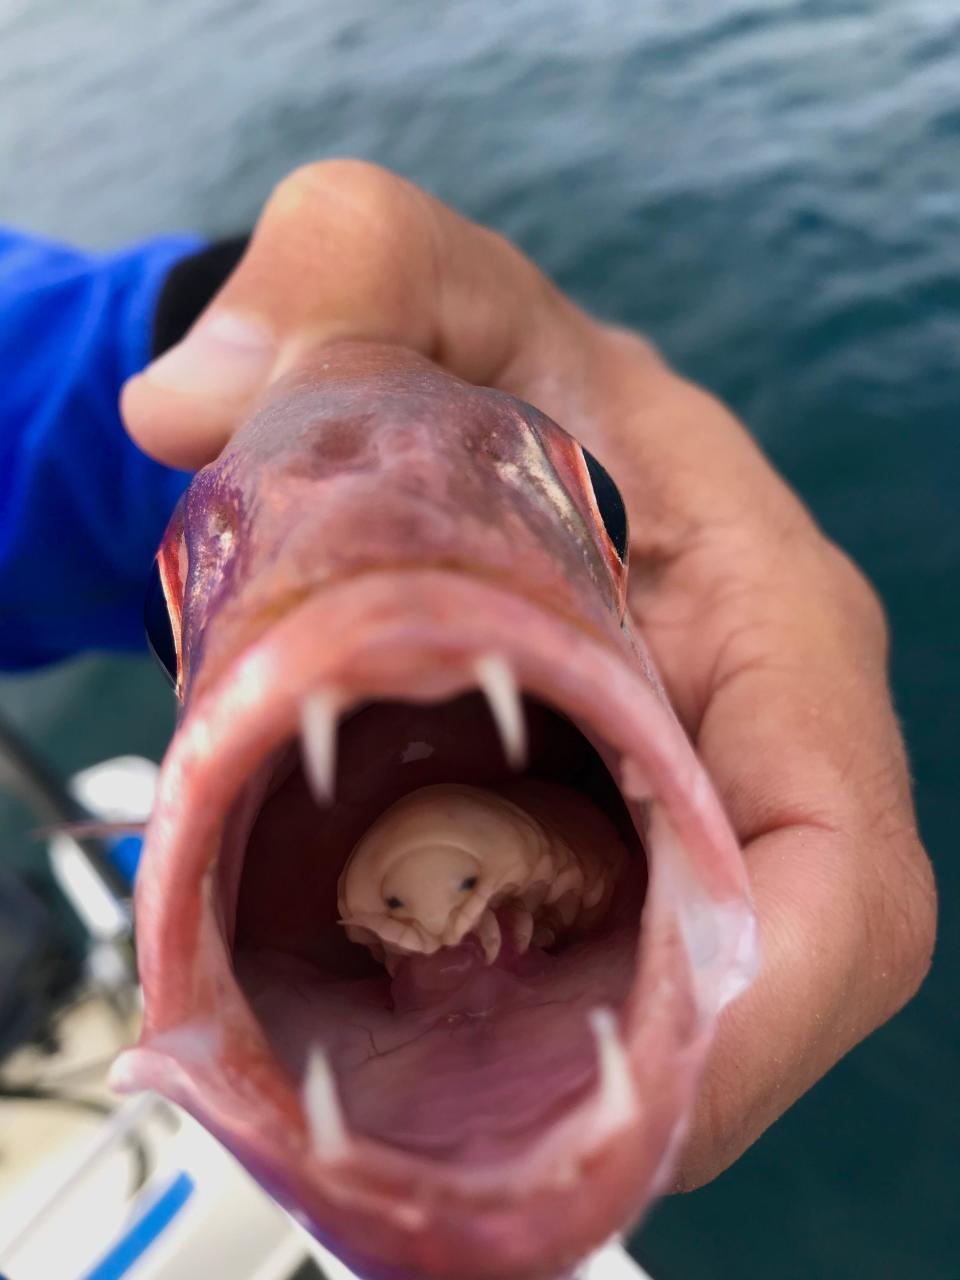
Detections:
[114, 569, 756, 1280]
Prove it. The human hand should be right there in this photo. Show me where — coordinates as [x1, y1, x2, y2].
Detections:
[122, 160, 936, 1189]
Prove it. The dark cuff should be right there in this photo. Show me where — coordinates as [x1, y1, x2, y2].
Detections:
[150, 237, 250, 358]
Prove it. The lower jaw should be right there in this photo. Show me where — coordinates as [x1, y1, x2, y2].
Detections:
[235, 907, 645, 1183]
[114, 571, 756, 1277]
[111, 914, 702, 1280]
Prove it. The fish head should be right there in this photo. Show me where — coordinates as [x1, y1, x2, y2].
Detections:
[118, 342, 758, 1280]
[156, 342, 629, 703]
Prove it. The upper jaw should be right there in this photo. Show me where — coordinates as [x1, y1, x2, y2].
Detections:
[115, 568, 757, 1279]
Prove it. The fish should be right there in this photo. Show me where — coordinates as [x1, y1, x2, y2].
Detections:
[111, 341, 758, 1280]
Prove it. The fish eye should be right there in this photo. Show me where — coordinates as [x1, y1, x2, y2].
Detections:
[144, 561, 178, 690]
[385, 896, 404, 910]
[459, 876, 478, 891]
[582, 448, 628, 563]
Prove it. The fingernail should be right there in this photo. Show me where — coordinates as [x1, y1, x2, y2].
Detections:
[144, 312, 275, 398]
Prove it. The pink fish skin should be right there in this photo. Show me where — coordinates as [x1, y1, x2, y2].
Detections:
[113, 342, 758, 1280]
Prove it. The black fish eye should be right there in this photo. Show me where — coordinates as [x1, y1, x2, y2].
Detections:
[144, 561, 178, 691]
[385, 896, 404, 910]
[582, 448, 628, 563]
[460, 876, 478, 891]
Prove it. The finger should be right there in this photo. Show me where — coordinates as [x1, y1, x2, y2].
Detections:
[677, 815, 934, 1189]
[670, 546, 936, 1184]
[535, 329, 936, 1182]
[122, 159, 581, 469]
[611, 394, 937, 1181]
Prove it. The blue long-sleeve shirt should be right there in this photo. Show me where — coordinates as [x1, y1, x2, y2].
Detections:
[0, 228, 203, 669]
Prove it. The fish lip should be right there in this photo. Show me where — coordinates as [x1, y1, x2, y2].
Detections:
[124, 567, 757, 1272]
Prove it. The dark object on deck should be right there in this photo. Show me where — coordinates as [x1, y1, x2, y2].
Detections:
[0, 863, 76, 1059]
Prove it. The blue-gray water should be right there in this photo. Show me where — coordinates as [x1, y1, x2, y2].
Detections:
[1, 2, 957, 1276]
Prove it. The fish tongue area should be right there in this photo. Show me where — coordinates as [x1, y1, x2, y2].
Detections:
[231, 691, 645, 1166]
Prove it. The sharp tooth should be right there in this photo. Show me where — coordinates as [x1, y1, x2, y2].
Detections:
[588, 1007, 637, 1130]
[476, 908, 502, 964]
[532, 922, 556, 949]
[507, 903, 534, 954]
[474, 653, 527, 768]
[301, 691, 338, 804]
[303, 1047, 348, 1161]
[582, 875, 608, 910]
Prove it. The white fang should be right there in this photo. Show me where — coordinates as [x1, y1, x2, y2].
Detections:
[588, 1007, 637, 1132]
[303, 1047, 348, 1160]
[474, 653, 527, 768]
[301, 691, 338, 804]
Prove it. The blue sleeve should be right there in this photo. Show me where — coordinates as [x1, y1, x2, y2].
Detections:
[0, 228, 204, 670]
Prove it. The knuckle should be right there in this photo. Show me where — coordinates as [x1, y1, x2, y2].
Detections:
[265, 160, 333, 214]
[862, 831, 937, 1012]
[888, 836, 937, 995]
[602, 323, 668, 374]
[823, 542, 890, 648]
[258, 160, 436, 336]
[267, 158, 410, 228]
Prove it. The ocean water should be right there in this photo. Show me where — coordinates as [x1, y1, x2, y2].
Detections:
[0, 1, 957, 1276]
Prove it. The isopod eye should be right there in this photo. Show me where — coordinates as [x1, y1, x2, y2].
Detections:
[582, 448, 628, 563]
[460, 876, 478, 892]
[385, 896, 404, 910]
[144, 561, 177, 690]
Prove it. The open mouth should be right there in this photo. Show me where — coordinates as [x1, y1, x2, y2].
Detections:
[117, 569, 756, 1270]
[233, 681, 647, 1186]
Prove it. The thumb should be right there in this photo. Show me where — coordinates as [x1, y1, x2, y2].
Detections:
[121, 160, 441, 470]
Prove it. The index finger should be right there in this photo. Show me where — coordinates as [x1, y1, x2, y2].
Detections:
[122, 159, 579, 469]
